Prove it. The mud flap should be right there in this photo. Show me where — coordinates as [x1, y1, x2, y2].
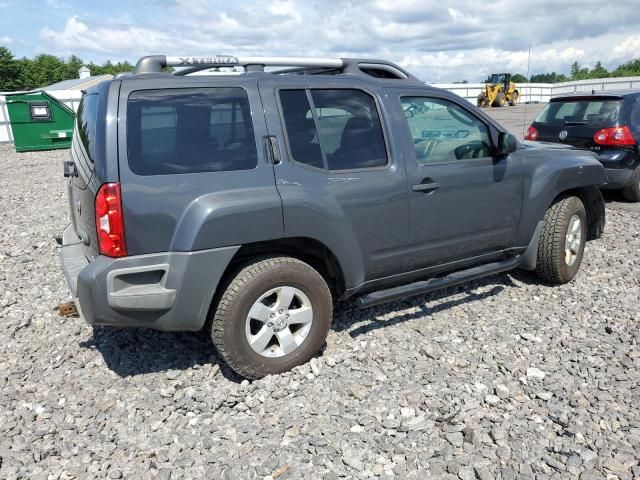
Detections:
[519, 221, 544, 271]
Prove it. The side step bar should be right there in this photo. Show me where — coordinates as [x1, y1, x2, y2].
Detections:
[357, 256, 521, 309]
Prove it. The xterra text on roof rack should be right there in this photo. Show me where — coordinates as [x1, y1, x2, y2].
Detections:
[60, 55, 606, 379]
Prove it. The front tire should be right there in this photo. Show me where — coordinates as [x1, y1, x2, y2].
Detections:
[493, 92, 507, 107]
[535, 196, 587, 284]
[211, 257, 332, 379]
[621, 166, 640, 202]
[509, 92, 519, 106]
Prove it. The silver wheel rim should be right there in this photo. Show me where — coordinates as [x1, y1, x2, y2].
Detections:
[245, 286, 313, 358]
[564, 215, 583, 266]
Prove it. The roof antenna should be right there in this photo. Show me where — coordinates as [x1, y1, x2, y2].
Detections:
[522, 44, 532, 139]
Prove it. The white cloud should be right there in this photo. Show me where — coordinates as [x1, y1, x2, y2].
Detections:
[34, 1, 640, 82]
[163, 0, 211, 17]
[267, 0, 302, 21]
[40, 16, 174, 55]
[612, 35, 640, 61]
[0, 36, 12, 45]
[45, 0, 70, 8]
[448, 8, 464, 21]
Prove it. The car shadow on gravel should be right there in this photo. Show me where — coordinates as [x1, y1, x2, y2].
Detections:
[335, 273, 517, 337]
[79, 326, 244, 383]
[79, 273, 519, 380]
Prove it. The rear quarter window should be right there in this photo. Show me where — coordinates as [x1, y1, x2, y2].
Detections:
[126, 88, 258, 175]
[75, 93, 99, 163]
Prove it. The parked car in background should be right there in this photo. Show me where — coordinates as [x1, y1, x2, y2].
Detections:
[525, 90, 640, 202]
[60, 55, 607, 379]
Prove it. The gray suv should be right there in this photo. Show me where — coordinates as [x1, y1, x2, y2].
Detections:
[60, 55, 606, 379]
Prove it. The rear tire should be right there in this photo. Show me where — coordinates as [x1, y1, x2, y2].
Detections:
[211, 256, 332, 379]
[535, 196, 587, 284]
[509, 92, 519, 106]
[621, 166, 640, 202]
[493, 93, 507, 107]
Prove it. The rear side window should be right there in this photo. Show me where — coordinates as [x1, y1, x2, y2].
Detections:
[127, 88, 258, 175]
[279, 90, 324, 169]
[278, 88, 388, 171]
[536, 99, 622, 126]
[76, 93, 99, 163]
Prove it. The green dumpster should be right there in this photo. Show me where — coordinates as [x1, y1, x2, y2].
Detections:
[5, 91, 75, 152]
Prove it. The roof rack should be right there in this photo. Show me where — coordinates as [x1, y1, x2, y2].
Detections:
[132, 55, 419, 81]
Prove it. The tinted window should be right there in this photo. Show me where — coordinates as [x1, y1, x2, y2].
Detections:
[401, 97, 492, 164]
[312, 90, 387, 170]
[127, 88, 258, 175]
[535, 99, 622, 126]
[279, 89, 388, 171]
[279, 90, 324, 169]
[76, 93, 99, 162]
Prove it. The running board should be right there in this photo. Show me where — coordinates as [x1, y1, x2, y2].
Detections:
[356, 256, 520, 309]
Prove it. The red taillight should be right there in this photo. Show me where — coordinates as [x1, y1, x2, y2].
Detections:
[95, 183, 127, 257]
[593, 126, 636, 146]
[524, 125, 539, 141]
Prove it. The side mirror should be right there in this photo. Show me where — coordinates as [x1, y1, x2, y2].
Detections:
[496, 132, 518, 156]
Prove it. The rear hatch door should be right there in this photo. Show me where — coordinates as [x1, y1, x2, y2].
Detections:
[67, 90, 103, 260]
[117, 76, 283, 255]
[533, 96, 623, 150]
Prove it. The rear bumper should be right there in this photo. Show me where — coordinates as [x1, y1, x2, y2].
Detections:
[602, 168, 633, 189]
[60, 224, 239, 331]
[598, 149, 638, 189]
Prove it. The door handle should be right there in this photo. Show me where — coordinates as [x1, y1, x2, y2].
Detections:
[412, 181, 440, 192]
[265, 136, 281, 165]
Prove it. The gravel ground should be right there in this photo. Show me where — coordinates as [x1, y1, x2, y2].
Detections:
[1, 144, 639, 480]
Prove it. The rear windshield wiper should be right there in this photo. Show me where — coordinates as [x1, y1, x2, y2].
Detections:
[563, 120, 588, 126]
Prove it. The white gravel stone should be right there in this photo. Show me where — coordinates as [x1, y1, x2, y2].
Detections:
[526, 367, 546, 379]
[1, 145, 639, 479]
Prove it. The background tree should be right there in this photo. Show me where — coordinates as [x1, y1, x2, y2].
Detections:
[18, 54, 67, 90]
[63, 54, 84, 79]
[529, 72, 568, 83]
[2, 46, 640, 91]
[570, 61, 590, 80]
[0, 47, 23, 91]
[0, 47, 138, 91]
[589, 61, 608, 79]
[86, 60, 135, 76]
[611, 58, 640, 77]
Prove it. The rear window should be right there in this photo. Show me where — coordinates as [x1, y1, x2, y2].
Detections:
[127, 88, 258, 175]
[535, 99, 622, 126]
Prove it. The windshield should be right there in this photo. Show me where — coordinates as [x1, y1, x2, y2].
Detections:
[535, 99, 622, 126]
[490, 74, 507, 84]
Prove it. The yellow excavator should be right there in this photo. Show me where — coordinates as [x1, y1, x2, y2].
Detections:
[477, 73, 519, 108]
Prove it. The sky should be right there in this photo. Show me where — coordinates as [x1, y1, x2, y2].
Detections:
[1, 0, 640, 82]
